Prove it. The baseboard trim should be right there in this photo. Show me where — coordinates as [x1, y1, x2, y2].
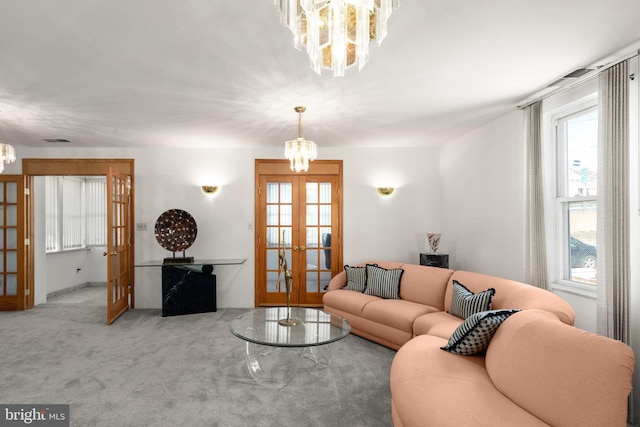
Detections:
[47, 282, 107, 299]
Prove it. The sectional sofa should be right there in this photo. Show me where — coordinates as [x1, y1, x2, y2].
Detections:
[322, 261, 635, 427]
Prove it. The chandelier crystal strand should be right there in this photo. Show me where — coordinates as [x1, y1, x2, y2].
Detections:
[0, 143, 16, 174]
[274, 0, 398, 77]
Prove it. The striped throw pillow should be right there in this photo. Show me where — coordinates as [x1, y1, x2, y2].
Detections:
[449, 280, 495, 319]
[441, 309, 520, 355]
[342, 265, 368, 292]
[364, 264, 404, 299]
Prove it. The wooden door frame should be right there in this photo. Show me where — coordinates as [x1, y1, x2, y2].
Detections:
[22, 159, 135, 312]
[254, 159, 343, 307]
[0, 175, 26, 310]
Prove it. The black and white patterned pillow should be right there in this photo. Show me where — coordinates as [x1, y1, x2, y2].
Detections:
[441, 309, 519, 355]
[449, 280, 495, 319]
[364, 264, 404, 299]
[342, 265, 368, 292]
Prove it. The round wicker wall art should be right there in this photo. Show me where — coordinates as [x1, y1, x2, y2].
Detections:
[154, 209, 198, 256]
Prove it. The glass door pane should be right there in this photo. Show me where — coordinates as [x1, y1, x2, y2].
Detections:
[304, 181, 332, 295]
[265, 181, 294, 296]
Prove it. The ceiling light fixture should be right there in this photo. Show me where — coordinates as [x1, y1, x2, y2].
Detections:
[285, 106, 317, 173]
[0, 143, 16, 173]
[274, 0, 398, 77]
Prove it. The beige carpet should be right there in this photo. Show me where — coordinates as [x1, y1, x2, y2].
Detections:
[0, 294, 396, 427]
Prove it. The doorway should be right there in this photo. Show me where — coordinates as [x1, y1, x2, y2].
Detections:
[254, 159, 343, 307]
[23, 159, 135, 324]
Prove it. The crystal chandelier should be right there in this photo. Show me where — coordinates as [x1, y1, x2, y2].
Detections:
[0, 143, 16, 173]
[284, 106, 317, 172]
[274, 0, 398, 77]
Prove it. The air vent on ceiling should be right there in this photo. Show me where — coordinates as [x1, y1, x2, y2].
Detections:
[563, 68, 594, 78]
[42, 138, 71, 143]
[546, 68, 595, 87]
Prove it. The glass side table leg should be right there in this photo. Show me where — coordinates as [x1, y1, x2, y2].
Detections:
[305, 344, 331, 367]
[245, 342, 304, 389]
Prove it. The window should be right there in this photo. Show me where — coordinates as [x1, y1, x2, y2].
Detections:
[554, 106, 598, 287]
[45, 176, 106, 252]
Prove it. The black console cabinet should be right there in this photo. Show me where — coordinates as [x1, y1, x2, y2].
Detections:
[134, 259, 246, 317]
[419, 253, 449, 269]
[161, 264, 216, 317]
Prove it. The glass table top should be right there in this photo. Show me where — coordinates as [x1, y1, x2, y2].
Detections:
[134, 259, 246, 267]
[229, 307, 351, 347]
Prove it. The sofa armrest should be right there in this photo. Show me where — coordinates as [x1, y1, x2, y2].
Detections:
[327, 270, 347, 291]
[486, 310, 634, 427]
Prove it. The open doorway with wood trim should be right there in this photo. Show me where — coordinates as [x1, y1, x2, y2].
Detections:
[22, 159, 135, 324]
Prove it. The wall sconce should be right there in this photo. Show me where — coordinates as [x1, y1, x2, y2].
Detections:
[201, 185, 219, 195]
[377, 187, 395, 197]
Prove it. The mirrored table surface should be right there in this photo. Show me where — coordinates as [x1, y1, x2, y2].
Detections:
[230, 307, 350, 347]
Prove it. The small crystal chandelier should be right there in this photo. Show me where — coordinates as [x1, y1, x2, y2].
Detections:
[0, 143, 16, 173]
[284, 106, 317, 173]
[274, 0, 398, 77]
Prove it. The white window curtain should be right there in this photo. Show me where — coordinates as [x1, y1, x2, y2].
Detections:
[45, 176, 106, 252]
[85, 178, 106, 246]
[524, 101, 549, 289]
[62, 178, 85, 250]
[45, 176, 59, 252]
[596, 60, 630, 345]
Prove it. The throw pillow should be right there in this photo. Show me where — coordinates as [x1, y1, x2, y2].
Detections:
[441, 309, 520, 355]
[342, 265, 368, 292]
[364, 264, 404, 299]
[449, 280, 495, 319]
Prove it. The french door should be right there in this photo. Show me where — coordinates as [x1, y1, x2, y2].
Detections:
[106, 167, 132, 324]
[0, 176, 26, 310]
[255, 160, 343, 307]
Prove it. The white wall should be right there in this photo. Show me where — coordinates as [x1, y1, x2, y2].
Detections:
[21, 144, 441, 309]
[627, 56, 640, 426]
[340, 147, 441, 264]
[439, 109, 526, 281]
[438, 108, 599, 333]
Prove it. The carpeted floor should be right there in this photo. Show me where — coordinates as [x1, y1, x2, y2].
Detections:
[0, 290, 396, 427]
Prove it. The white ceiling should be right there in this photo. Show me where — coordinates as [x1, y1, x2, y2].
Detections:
[1, 0, 640, 151]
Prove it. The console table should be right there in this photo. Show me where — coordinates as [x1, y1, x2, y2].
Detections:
[135, 259, 246, 317]
[419, 253, 449, 269]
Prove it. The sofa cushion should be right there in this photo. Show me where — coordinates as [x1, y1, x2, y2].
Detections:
[364, 264, 404, 299]
[322, 289, 380, 316]
[413, 311, 464, 339]
[486, 310, 635, 427]
[396, 264, 453, 308]
[342, 265, 368, 292]
[448, 280, 495, 319]
[362, 299, 440, 334]
[441, 309, 519, 355]
[445, 271, 576, 325]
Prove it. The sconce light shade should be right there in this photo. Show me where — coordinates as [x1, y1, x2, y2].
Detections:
[377, 187, 395, 197]
[201, 185, 219, 195]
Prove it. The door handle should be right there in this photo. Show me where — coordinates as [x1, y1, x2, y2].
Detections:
[103, 252, 117, 256]
[293, 246, 299, 251]
[300, 246, 306, 251]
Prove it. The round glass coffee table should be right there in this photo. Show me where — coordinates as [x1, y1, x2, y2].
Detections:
[230, 307, 350, 388]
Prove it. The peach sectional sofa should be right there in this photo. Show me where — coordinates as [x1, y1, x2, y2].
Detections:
[323, 261, 575, 350]
[322, 261, 635, 427]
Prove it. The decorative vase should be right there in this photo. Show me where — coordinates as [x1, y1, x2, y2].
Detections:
[427, 233, 441, 254]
